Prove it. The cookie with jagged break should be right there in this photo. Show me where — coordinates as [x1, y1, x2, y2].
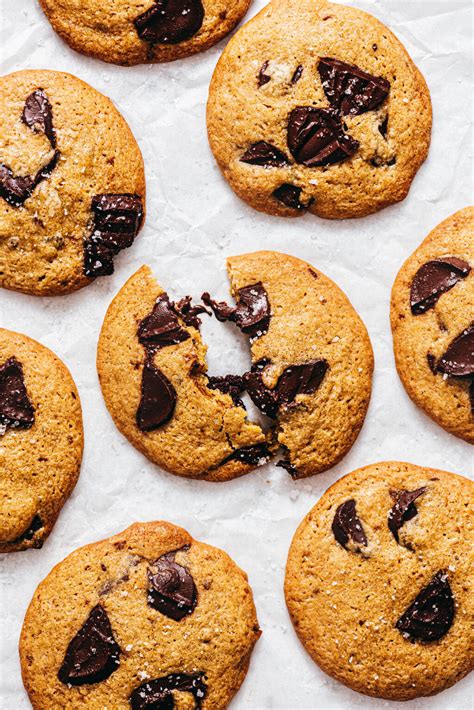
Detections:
[20, 521, 261, 709]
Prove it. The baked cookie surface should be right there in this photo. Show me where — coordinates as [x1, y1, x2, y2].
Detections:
[20, 521, 261, 709]
[97, 252, 372, 480]
[207, 0, 431, 219]
[0, 70, 145, 296]
[0, 328, 83, 552]
[391, 207, 473, 443]
[285, 462, 474, 700]
[39, 0, 251, 65]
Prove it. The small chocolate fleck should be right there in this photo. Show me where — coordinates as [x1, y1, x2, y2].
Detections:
[134, 0, 204, 44]
[136, 361, 177, 432]
[332, 499, 367, 551]
[0, 357, 35, 431]
[22, 89, 56, 147]
[202, 282, 270, 341]
[173, 296, 210, 329]
[388, 487, 426, 543]
[148, 548, 197, 621]
[318, 57, 390, 115]
[427, 353, 437, 374]
[436, 323, 474, 378]
[291, 65, 304, 84]
[287, 107, 359, 167]
[378, 115, 388, 138]
[240, 141, 290, 168]
[130, 672, 207, 710]
[222, 443, 271, 466]
[207, 374, 245, 408]
[396, 570, 455, 642]
[257, 60, 271, 87]
[410, 257, 471, 315]
[138, 294, 190, 348]
[273, 183, 313, 211]
[276, 459, 298, 478]
[58, 605, 121, 685]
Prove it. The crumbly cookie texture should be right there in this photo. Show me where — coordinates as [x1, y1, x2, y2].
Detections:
[391, 207, 474, 443]
[207, 0, 432, 219]
[20, 521, 261, 709]
[285, 462, 474, 700]
[39, 0, 251, 65]
[0, 328, 83, 552]
[0, 70, 145, 296]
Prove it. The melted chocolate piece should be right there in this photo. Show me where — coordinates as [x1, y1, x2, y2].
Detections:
[410, 257, 471, 315]
[58, 605, 121, 685]
[202, 283, 270, 340]
[240, 141, 290, 168]
[84, 194, 143, 278]
[12, 515, 43, 544]
[136, 362, 177, 432]
[332, 499, 367, 551]
[287, 107, 359, 167]
[0, 150, 60, 207]
[0, 357, 35, 430]
[222, 443, 271, 466]
[388, 487, 426, 543]
[291, 65, 304, 84]
[257, 61, 271, 87]
[207, 374, 245, 408]
[318, 57, 390, 115]
[276, 459, 298, 478]
[138, 294, 190, 348]
[436, 323, 474, 378]
[427, 353, 437, 374]
[379, 115, 388, 138]
[273, 183, 311, 211]
[130, 672, 207, 710]
[243, 360, 279, 418]
[134, 0, 204, 44]
[22, 89, 56, 147]
[148, 549, 197, 620]
[173, 296, 210, 329]
[396, 571, 455, 642]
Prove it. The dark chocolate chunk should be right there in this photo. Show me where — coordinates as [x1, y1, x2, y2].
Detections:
[173, 296, 210, 329]
[222, 443, 271, 466]
[130, 672, 207, 710]
[207, 374, 245, 408]
[243, 360, 279, 418]
[257, 61, 271, 87]
[134, 0, 204, 44]
[273, 183, 312, 211]
[202, 282, 270, 340]
[240, 141, 290, 168]
[0, 357, 35, 431]
[148, 549, 197, 621]
[58, 605, 121, 685]
[136, 362, 177, 432]
[396, 570, 455, 642]
[291, 65, 304, 84]
[0, 150, 59, 207]
[276, 459, 298, 478]
[318, 57, 390, 115]
[332, 499, 367, 551]
[138, 294, 190, 348]
[410, 257, 471, 315]
[12, 515, 43, 545]
[22, 89, 56, 147]
[388, 487, 426, 543]
[287, 107, 359, 167]
[436, 323, 474, 378]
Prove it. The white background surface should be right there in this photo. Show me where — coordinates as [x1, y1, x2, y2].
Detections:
[0, 0, 473, 708]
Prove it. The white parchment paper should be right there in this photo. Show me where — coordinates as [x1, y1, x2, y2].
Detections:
[1, 0, 473, 707]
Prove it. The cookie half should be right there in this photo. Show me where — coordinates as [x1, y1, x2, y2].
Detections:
[207, 0, 431, 219]
[20, 521, 261, 709]
[0, 70, 145, 296]
[0, 328, 83, 552]
[39, 0, 251, 65]
[285, 461, 474, 700]
[391, 207, 473, 443]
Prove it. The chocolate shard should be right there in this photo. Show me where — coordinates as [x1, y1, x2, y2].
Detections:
[0, 149, 59, 208]
[243, 360, 279, 418]
[396, 570, 455, 642]
[0, 357, 35, 431]
[273, 183, 312, 211]
[291, 65, 304, 84]
[58, 605, 121, 686]
[388, 487, 426, 543]
[173, 296, 210, 329]
[207, 374, 245, 408]
[240, 141, 290, 168]
[147, 549, 197, 620]
[134, 0, 204, 44]
[410, 257, 471, 315]
[202, 282, 271, 341]
[436, 323, 474, 378]
[318, 57, 390, 115]
[332, 499, 367, 551]
[276, 459, 298, 478]
[136, 362, 177, 432]
[287, 106, 359, 167]
[257, 61, 271, 87]
[130, 672, 207, 710]
[222, 443, 271, 466]
[138, 294, 190, 348]
[275, 360, 329, 407]
[22, 89, 56, 147]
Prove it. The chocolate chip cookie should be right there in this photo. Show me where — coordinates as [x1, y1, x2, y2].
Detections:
[97, 252, 373, 480]
[285, 461, 474, 700]
[39, 0, 251, 65]
[1, 70, 145, 296]
[391, 207, 473, 443]
[207, 0, 432, 219]
[20, 521, 261, 709]
[0, 328, 83, 552]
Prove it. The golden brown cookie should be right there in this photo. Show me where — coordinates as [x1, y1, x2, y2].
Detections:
[285, 461, 474, 700]
[0, 69, 145, 296]
[0, 328, 83, 552]
[391, 207, 473, 443]
[39, 0, 251, 65]
[20, 521, 261, 709]
[207, 0, 432, 219]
